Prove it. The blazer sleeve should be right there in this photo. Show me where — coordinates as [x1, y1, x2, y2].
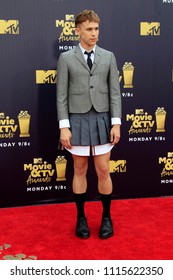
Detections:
[109, 53, 122, 119]
[56, 53, 69, 121]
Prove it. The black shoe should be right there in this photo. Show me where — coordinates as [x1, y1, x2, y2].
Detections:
[76, 217, 90, 239]
[99, 217, 114, 239]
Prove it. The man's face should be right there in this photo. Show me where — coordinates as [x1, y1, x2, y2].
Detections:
[75, 20, 99, 50]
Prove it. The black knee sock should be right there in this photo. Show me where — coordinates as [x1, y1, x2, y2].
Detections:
[73, 193, 86, 219]
[100, 193, 112, 219]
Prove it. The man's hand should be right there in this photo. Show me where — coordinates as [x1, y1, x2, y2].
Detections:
[60, 128, 72, 149]
[110, 124, 121, 145]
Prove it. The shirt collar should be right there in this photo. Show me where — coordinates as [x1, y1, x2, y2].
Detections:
[79, 43, 96, 54]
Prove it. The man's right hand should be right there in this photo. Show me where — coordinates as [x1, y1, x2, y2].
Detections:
[60, 128, 72, 149]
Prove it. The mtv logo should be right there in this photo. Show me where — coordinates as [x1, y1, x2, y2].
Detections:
[167, 152, 173, 158]
[135, 109, 144, 115]
[109, 160, 126, 173]
[36, 70, 57, 84]
[65, 15, 75, 21]
[140, 22, 160, 36]
[33, 158, 43, 164]
[0, 20, 19, 34]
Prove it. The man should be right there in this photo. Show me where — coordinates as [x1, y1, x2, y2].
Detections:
[57, 10, 122, 239]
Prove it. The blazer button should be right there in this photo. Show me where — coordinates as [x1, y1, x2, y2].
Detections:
[90, 74, 93, 77]
[90, 86, 94, 89]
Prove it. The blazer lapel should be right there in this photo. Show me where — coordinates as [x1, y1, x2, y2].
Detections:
[74, 45, 88, 70]
[74, 44, 103, 72]
[91, 46, 103, 73]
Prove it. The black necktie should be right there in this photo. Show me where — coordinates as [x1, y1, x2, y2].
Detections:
[84, 51, 93, 70]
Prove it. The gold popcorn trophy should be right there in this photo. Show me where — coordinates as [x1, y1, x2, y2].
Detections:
[18, 111, 31, 137]
[155, 107, 166, 132]
[55, 156, 67, 181]
[123, 62, 134, 88]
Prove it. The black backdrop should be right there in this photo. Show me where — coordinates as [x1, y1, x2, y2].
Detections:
[0, 0, 173, 208]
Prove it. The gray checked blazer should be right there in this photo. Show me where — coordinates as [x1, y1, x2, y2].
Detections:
[56, 44, 122, 121]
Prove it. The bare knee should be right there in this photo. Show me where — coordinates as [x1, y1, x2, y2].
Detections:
[94, 152, 111, 180]
[96, 165, 110, 180]
[72, 155, 88, 177]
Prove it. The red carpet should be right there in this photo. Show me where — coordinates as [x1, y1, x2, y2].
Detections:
[0, 197, 173, 260]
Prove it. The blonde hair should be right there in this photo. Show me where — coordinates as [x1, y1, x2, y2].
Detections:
[75, 10, 100, 27]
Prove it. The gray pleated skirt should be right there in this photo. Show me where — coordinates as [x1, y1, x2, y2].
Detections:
[69, 107, 111, 146]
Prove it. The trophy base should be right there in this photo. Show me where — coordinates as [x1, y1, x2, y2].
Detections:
[56, 178, 66, 181]
[156, 129, 165, 132]
[124, 85, 133, 88]
[19, 134, 30, 137]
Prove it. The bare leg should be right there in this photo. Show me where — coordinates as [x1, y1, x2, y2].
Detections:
[93, 151, 112, 194]
[72, 154, 88, 194]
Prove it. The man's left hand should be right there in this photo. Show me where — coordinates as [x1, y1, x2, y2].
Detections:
[110, 124, 121, 145]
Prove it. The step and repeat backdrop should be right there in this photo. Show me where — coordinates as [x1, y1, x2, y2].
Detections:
[0, 0, 173, 207]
